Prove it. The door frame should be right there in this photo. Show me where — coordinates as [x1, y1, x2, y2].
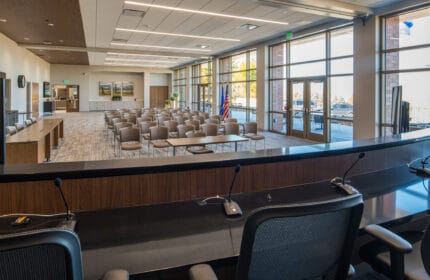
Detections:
[288, 76, 327, 142]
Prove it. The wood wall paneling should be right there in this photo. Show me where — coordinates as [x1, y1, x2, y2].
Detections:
[150, 86, 169, 108]
[0, 141, 426, 215]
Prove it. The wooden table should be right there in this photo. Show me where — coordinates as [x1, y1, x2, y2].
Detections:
[166, 135, 248, 156]
[6, 119, 64, 164]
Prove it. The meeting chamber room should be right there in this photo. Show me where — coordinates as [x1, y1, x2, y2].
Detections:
[1, 0, 430, 279]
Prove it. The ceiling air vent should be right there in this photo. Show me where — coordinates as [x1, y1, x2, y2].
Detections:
[122, 9, 146, 17]
[112, 38, 128, 44]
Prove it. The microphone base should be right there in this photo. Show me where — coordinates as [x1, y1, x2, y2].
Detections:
[223, 200, 242, 217]
[416, 167, 430, 178]
[331, 180, 359, 195]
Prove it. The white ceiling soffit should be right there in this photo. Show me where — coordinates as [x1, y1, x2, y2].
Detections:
[256, 0, 373, 20]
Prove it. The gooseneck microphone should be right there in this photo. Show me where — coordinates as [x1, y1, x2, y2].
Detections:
[342, 152, 365, 185]
[223, 164, 242, 216]
[331, 153, 365, 195]
[54, 178, 71, 220]
[416, 155, 430, 177]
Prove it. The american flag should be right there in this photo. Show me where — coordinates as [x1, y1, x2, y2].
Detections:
[223, 85, 230, 119]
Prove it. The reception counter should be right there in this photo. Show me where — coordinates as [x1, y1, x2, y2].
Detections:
[0, 129, 429, 215]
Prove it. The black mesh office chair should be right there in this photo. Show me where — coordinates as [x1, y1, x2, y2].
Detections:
[360, 223, 430, 280]
[190, 193, 363, 280]
[0, 228, 129, 280]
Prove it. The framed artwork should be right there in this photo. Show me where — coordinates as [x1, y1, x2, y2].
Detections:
[99, 82, 112, 96]
[122, 82, 134, 96]
[113, 82, 122, 97]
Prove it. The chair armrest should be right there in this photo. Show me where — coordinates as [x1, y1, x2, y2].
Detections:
[189, 264, 218, 280]
[364, 224, 413, 254]
[101, 269, 129, 280]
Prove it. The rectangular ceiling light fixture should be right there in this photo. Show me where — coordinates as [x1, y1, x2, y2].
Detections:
[105, 57, 178, 64]
[111, 42, 212, 52]
[107, 52, 191, 59]
[124, 1, 289, 25]
[104, 62, 169, 68]
[116, 28, 240, 42]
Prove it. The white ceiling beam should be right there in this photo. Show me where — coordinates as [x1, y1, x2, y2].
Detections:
[256, 0, 373, 20]
[17, 44, 206, 58]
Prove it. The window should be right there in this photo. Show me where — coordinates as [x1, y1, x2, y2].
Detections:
[268, 27, 354, 141]
[191, 61, 212, 112]
[173, 68, 187, 108]
[219, 50, 257, 123]
[381, 7, 430, 134]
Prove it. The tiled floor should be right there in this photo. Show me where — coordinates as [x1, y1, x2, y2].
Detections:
[47, 112, 316, 163]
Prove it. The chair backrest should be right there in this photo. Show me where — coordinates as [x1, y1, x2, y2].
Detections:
[120, 127, 140, 143]
[149, 126, 168, 140]
[236, 194, 363, 280]
[30, 117, 38, 123]
[178, 125, 194, 138]
[205, 119, 219, 125]
[126, 115, 137, 124]
[139, 121, 157, 134]
[6, 126, 17, 135]
[192, 116, 205, 124]
[15, 123, 24, 131]
[0, 228, 83, 280]
[186, 120, 200, 131]
[163, 120, 179, 132]
[225, 118, 238, 123]
[24, 119, 33, 127]
[420, 223, 430, 275]
[203, 123, 218, 136]
[186, 131, 206, 138]
[244, 122, 258, 134]
[115, 122, 133, 135]
[224, 123, 240, 135]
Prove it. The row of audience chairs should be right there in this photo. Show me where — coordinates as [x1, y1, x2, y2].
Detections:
[5, 117, 38, 136]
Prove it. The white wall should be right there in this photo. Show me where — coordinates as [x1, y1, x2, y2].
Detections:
[51, 65, 172, 111]
[0, 32, 50, 114]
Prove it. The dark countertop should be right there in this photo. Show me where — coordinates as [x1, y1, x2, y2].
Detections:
[0, 129, 429, 183]
[70, 166, 430, 279]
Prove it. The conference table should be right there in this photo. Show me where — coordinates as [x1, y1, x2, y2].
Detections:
[6, 118, 64, 164]
[166, 135, 249, 156]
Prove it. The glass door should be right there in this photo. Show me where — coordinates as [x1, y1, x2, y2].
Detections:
[288, 78, 327, 142]
[197, 84, 210, 112]
[290, 81, 305, 138]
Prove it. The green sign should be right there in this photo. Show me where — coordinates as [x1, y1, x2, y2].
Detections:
[63, 79, 70, 84]
[286, 31, 293, 40]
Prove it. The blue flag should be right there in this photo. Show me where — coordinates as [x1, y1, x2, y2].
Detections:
[219, 85, 225, 115]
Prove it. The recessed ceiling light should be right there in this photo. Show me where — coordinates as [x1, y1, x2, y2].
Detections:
[43, 41, 53, 45]
[58, 39, 64, 43]
[196, 44, 210, 49]
[47, 22, 54, 27]
[122, 9, 146, 17]
[24, 37, 30, 41]
[111, 42, 211, 52]
[106, 52, 191, 59]
[116, 27, 240, 42]
[0, 19, 7, 23]
[124, 1, 289, 25]
[239, 23, 260, 30]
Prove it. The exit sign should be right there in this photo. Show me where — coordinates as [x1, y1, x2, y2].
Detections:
[63, 79, 70, 84]
[286, 31, 293, 40]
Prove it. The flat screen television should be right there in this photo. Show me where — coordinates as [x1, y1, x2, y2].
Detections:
[43, 82, 51, 98]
